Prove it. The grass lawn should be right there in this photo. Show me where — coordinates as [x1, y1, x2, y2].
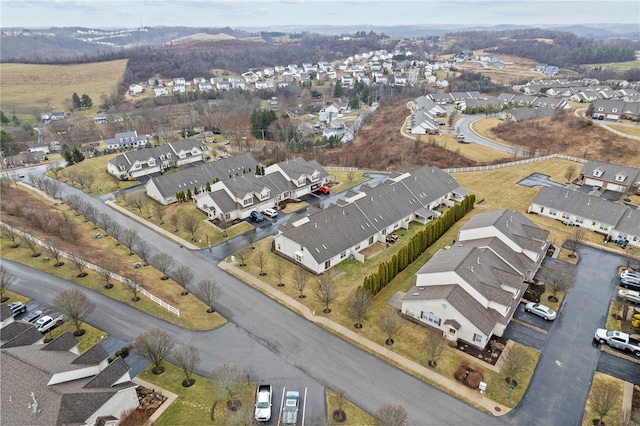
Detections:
[1, 232, 225, 332]
[605, 301, 636, 334]
[0, 60, 128, 113]
[49, 321, 108, 353]
[139, 363, 256, 426]
[583, 60, 640, 72]
[326, 389, 376, 425]
[55, 154, 139, 195]
[469, 117, 512, 146]
[608, 124, 640, 137]
[281, 201, 309, 214]
[114, 189, 254, 249]
[581, 372, 626, 426]
[418, 133, 512, 164]
[327, 170, 369, 193]
[1, 290, 30, 304]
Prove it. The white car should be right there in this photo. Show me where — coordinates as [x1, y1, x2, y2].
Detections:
[620, 269, 640, 280]
[619, 289, 640, 305]
[262, 208, 277, 218]
[525, 302, 557, 320]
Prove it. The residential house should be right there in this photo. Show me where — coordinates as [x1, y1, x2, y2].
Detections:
[410, 110, 439, 135]
[173, 78, 186, 86]
[413, 96, 447, 117]
[153, 86, 169, 97]
[429, 93, 453, 104]
[401, 210, 549, 347]
[28, 142, 50, 155]
[172, 84, 186, 94]
[528, 186, 640, 247]
[146, 153, 258, 205]
[3, 151, 47, 167]
[50, 112, 66, 121]
[322, 121, 351, 141]
[198, 82, 213, 92]
[460, 98, 502, 113]
[105, 131, 148, 150]
[1, 329, 138, 426]
[128, 84, 143, 95]
[194, 157, 329, 221]
[579, 160, 640, 194]
[107, 139, 209, 180]
[148, 77, 163, 86]
[274, 165, 466, 274]
[93, 115, 108, 125]
[501, 107, 556, 122]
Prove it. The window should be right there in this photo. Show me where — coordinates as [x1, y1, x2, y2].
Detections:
[243, 198, 253, 206]
[575, 217, 584, 224]
[340, 251, 346, 259]
[382, 229, 387, 235]
[473, 333, 483, 344]
[561, 213, 570, 220]
[296, 253, 302, 262]
[421, 312, 441, 326]
[549, 209, 557, 216]
[599, 224, 608, 231]
[355, 243, 361, 250]
[369, 236, 374, 245]
[448, 328, 456, 335]
[325, 260, 331, 269]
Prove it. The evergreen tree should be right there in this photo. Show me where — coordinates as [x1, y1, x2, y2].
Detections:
[333, 80, 344, 97]
[0, 111, 9, 124]
[72, 92, 82, 110]
[81, 94, 93, 108]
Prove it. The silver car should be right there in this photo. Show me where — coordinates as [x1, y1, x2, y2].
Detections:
[619, 289, 640, 305]
[525, 302, 557, 320]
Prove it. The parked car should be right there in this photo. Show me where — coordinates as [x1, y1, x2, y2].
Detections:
[34, 312, 65, 333]
[591, 185, 601, 191]
[620, 269, 640, 280]
[250, 211, 264, 222]
[23, 309, 44, 324]
[282, 390, 300, 425]
[595, 328, 640, 357]
[618, 289, 640, 305]
[524, 302, 557, 320]
[254, 384, 272, 422]
[262, 208, 278, 218]
[318, 185, 330, 194]
[621, 276, 640, 291]
[8, 302, 27, 315]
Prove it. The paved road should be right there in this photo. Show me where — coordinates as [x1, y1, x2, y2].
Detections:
[6, 178, 500, 425]
[456, 115, 517, 155]
[504, 246, 621, 425]
[597, 351, 640, 384]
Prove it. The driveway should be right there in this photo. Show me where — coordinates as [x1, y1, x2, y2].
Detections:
[504, 246, 621, 425]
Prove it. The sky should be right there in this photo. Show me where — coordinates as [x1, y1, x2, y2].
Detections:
[1, 0, 639, 29]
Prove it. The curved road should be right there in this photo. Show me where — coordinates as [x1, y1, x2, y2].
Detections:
[4, 177, 500, 425]
[456, 115, 517, 155]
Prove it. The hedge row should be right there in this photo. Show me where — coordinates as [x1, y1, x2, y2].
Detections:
[362, 195, 476, 295]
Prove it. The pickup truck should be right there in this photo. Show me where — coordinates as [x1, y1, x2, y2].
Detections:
[254, 384, 272, 422]
[8, 302, 27, 315]
[282, 390, 300, 425]
[594, 329, 640, 357]
[34, 312, 65, 334]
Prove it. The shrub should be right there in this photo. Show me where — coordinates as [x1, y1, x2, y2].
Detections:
[466, 370, 484, 389]
[454, 365, 468, 382]
[115, 346, 130, 358]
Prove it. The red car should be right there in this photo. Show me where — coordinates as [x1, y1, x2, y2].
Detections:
[318, 185, 330, 194]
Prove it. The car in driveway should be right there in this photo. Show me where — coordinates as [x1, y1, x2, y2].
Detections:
[621, 276, 640, 291]
[318, 185, 330, 194]
[525, 302, 557, 320]
[620, 269, 640, 280]
[8, 301, 27, 315]
[23, 309, 44, 324]
[618, 289, 640, 305]
[262, 208, 277, 218]
[250, 211, 264, 222]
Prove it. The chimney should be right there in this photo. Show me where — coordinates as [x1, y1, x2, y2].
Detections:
[477, 257, 480, 265]
[587, 198, 591, 205]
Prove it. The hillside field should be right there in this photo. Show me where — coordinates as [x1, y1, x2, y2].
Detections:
[0, 59, 128, 114]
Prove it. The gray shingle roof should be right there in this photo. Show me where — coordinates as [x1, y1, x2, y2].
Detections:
[146, 153, 258, 199]
[0, 323, 43, 348]
[0, 303, 14, 321]
[84, 356, 129, 388]
[616, 209, 640, 236]
[279, 165, 461, 263]
[42, 332, 78, 352]
[532, 187, 627, 226]
[580, 160, 640, 186]
[72, 343, 108, 365]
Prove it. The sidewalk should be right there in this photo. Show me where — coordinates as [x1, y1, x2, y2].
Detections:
[219, 261, 511, 416]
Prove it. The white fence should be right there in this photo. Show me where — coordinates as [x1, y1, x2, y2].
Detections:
[1, 222, 180, 317]
[443, 153, 587, 174]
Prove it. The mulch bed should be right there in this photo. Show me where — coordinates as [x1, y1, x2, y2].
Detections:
[456, 336, 507, 366]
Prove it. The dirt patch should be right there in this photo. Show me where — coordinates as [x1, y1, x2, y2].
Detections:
[456, 336, 507, 366]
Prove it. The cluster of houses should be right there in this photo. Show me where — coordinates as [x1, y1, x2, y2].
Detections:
[534, 63, 559, 76]
[528, 160, 640, 249]
[0, 304, 138, 425]
[522, 78, 640, 102]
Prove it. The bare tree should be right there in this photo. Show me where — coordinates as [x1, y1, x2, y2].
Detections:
[246, 227, 257, 249]
[313, 276, 338, 313]
[333, 390, 346, 422]
[170, 214, 180, 232]
[21, 236, 41, 257]
[134, 240, 151, 266]
[226, 400, 255, 426]
[172, 265, 194, 295]
[347, 170, 355, 183]
[565, 227, 586, 258]
[130, 192, 147, 214]
[134, 328, 175, 374]
[53, 289, 96, 336]
[294, 266, 307, 298]
[0, 265, 16, 302]
[69, 253, 88, 277]
[379, 307, 402, 345]
[45, 241, 64, 267]
[375, 404, 408, 426]
[173, 345, 201, 387]
[347, 288, 373, 328]
[2, 227, 20, 248]
[424, 328, 446, 367]
[274, 262, 286, 287]
[502, 344, 529, 386]
[152, 253, 174, 280]
[124, 272, 142, 301]
[182, 213, 201, 242]
[195, 279, 221, 313]
[152, 203, 167, 224]
[98, 213, 115, 236]
[590, 381, 621, 425]
[236, 247, 252, 267]
[255, 250, 268, 276]
[211, 364, 249, 409]
[110, 223, 124, 246]
[120, 229, 140, 255]
[564, 165, 577, 183]
[544, 267, 573, 302]
[99, 268, 114, 289]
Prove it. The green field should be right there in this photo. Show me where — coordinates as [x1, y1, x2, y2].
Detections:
[0, 60, 128, 113]
[584, 59, 640, 72]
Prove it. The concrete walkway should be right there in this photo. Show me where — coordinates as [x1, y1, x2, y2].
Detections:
[133, 377, 178, 426]
[219, 261, 511, 416]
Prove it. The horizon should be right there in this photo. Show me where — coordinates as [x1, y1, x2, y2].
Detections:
[2, 0, 639, 30]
